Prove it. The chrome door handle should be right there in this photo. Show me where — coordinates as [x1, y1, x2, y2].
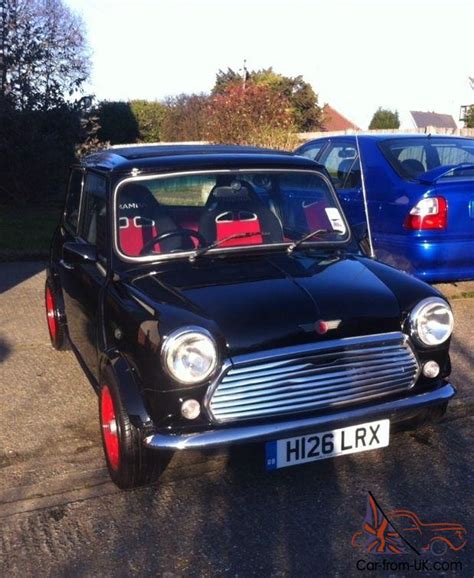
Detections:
[59, 259, 74, 270]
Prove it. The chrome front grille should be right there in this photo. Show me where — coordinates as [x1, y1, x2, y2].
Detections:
[207, 332, 419, 423]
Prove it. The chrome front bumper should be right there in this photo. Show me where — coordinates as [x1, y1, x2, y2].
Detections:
[144, 383, 455, 451]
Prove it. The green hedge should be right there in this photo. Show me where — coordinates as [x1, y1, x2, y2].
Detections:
[96, 100, 165, 144]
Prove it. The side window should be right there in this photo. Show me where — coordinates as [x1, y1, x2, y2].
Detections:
[339, 157, 361, 189]
[81, 173, 107, 255]
[298, 142, 326, 161]
[64, 169, 83, 233]
[320, 142, 359, 188]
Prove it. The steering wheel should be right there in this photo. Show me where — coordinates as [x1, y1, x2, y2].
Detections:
[139, 229, 206, 256]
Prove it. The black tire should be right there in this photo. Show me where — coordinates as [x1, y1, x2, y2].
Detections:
[99, 365, 167, 489]
[45, 278, 69, 350]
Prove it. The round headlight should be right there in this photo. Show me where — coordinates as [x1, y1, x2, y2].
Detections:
[161, 327, 218, 385]
[409, 297, 454, 347]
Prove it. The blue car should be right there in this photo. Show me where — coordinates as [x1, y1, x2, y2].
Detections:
[295, 134, 474, 283]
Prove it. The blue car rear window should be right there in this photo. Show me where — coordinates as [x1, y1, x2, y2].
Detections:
[379, 138, 474, 180]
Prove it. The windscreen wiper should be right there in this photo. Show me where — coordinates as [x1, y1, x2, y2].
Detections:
[189, 232, 270, 262]
[287, 228, 345, 253]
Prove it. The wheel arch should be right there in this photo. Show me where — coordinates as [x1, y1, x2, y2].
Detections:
[428, 536, 451, 556]
[99, 349, 154, 433]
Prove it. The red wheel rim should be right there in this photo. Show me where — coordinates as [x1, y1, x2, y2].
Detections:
[45, 285, 58, 340]
[101, 386, 120, 471]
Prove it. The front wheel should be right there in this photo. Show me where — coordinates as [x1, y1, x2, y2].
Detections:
[430, 539, 448, 557]
[99, 367, 167, 489]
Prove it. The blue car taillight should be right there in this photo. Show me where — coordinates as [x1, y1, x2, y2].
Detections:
[404, 196, 447, 230]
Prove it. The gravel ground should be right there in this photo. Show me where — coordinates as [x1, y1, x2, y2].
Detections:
[0, 262, 472, 577]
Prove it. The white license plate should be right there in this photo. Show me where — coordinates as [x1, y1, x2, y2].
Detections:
[265, 419, 390, 470]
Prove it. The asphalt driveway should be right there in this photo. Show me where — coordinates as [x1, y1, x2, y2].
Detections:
[0, 262, 472, 577]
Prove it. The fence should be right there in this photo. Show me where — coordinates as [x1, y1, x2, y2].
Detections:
[297, 127, 474, 142]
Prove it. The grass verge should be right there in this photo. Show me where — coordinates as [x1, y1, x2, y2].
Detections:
[0, 207, 60, 254]
[451, 291, 474, 299]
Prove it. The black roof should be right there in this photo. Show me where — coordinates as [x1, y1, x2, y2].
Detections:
[82, 144, 318, 173]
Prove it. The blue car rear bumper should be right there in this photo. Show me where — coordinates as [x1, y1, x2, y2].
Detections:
[376, 235, 474, 283]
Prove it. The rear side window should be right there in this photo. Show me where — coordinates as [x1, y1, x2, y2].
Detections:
[81, 173, 107, 255]
[64, 170, 83, 233]
[298, 142, 326, 161]
[319, 142, 358, 188]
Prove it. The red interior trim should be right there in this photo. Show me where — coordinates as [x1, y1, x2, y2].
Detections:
[216, 213, 263, 246]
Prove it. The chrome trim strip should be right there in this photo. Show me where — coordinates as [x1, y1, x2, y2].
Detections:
[222, 332, 410, 367]
[144, 383, 455, 451]
[112, 168, 352, 264]
[59, 258, 74, 270]
[96, 262, 107, 277]
[130, 293, 155, 315]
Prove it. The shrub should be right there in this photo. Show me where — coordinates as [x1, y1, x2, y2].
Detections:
[96, 101, 140, 144]
[369, 107, 400, 130]
[129, 100, 166, 142]
[205, 84, 298, 150]
[213, 67, 323, 132]
[464, 105, 474, 129]
[160, 94, 210, 142]
[0, 104, 82, 206]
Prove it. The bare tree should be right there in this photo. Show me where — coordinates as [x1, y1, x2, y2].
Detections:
[3, 0, 90, 110]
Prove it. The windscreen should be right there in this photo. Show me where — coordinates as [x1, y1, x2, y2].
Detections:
[116, 170, 349, 259]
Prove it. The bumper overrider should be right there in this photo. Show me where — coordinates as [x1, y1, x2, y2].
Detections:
[144, 332, 455, 452]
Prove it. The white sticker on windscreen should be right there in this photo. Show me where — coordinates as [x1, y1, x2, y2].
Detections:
[325, 208, 346, 234]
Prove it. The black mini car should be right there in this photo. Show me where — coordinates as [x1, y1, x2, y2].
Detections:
[46, 145, 456, 488]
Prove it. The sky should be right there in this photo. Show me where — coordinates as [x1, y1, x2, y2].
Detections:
[66, 0, 474, 129]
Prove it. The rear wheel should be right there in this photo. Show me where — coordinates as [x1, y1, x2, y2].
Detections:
[99, 367, 167, 489]
[45, 279, 69, 350]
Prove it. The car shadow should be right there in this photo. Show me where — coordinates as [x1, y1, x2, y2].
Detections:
[0, 336, 11, 363]
[0, 261, 47, 295]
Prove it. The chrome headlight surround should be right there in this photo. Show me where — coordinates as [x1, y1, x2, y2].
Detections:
[161, 326, 218, 385]
[409, 297, 454, 347]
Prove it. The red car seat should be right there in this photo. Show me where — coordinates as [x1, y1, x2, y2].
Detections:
[118, 184, 190, 256]
[199, 181, 283, 247]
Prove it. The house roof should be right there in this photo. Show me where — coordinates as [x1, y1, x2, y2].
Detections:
[410, 111, 457, 130]
[321, 105, 360, 131]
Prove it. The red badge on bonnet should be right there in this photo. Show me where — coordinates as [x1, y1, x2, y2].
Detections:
[315, 320, 329, 335]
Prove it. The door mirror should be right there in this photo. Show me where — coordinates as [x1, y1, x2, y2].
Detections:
[351, 222, 372, 256]
[63, 241, 97, 264]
